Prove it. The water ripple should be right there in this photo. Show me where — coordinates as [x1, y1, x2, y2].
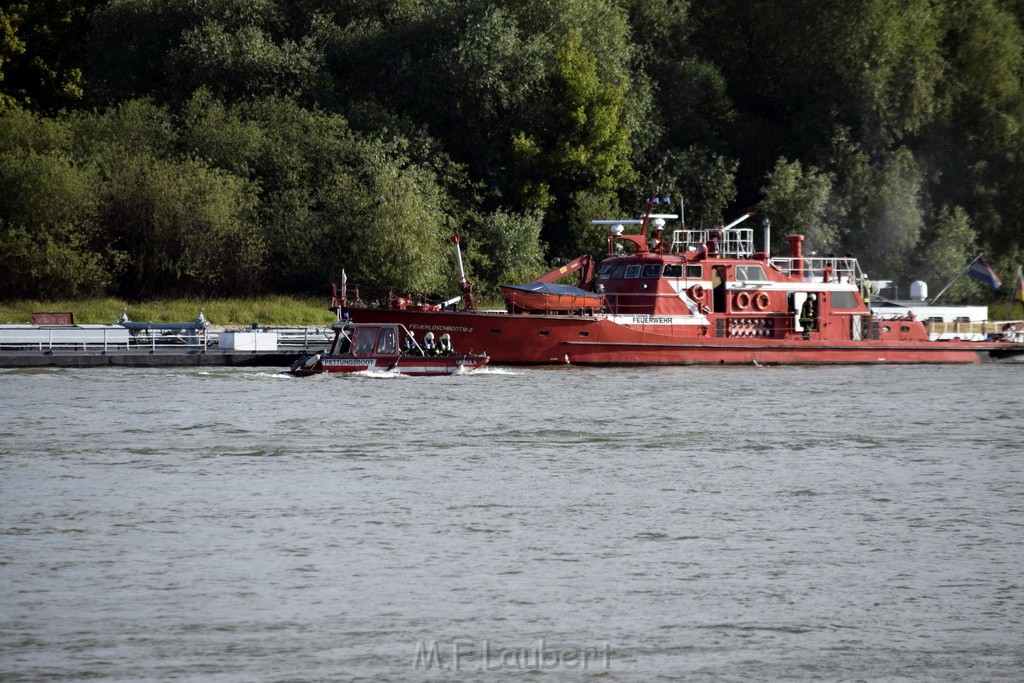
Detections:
[1, 364, 1022, 680]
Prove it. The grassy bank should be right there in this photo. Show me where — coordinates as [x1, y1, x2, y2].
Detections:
[0, 296, 338, 327]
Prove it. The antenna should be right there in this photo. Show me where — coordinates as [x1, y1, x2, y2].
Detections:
[930, 253, 983, 305]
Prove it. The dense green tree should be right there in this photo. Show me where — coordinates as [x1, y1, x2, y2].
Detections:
[847, 148, 927, 283]
[831, 0, 946, 149]
[181, 94, 456, 296]
[170, 22, 320, 101]
[0, 103, 73, 151]
[512, 26, 637, 253]
[0, 6, 26, 110]
[923, 0, 1024, 270]
[77, 98, 263, 297]
[90, 0, 320, 105]
[646, 147, 737, 230]
[622, 0, 734, 157]
[73, 97, 177, 158]
[2, 0, 1024, 302]
[0, 0, 105, 112]
[912, 206, 984, 303]
[314, 161, 455, 297]
[0, 148, 110, 297]
[97, 150, 263, 297]
[0, 106, 116, 297]
[471, 209, 548, 293]
[759, 158, 836, 255]
[562, 190, 621, 263]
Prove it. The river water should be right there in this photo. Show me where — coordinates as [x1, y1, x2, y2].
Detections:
[1, 364, 1023, 681]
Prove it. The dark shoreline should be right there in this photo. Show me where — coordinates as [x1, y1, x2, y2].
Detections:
[0, 348, 308, 368]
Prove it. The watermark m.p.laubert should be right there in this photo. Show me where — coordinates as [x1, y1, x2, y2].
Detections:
[413, 638, 611, 672]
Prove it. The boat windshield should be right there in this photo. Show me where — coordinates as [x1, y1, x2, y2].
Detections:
[598, 264, 628, 280]
[350, 327, 380, 356]
[735, 265, 767, 282]
[332, 329, 353, 355]
[376, 328, 397, 354]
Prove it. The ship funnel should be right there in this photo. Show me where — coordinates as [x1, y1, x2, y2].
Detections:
[786, 234, 804, 258]
[786, 235, 805, 278]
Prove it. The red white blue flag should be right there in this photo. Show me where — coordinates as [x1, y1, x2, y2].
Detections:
[968, 257, 1002, 288]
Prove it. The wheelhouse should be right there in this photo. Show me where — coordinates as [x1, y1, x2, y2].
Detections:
[330, 324, 409, 356]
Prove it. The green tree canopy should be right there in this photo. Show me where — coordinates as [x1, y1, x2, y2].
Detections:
[2, 0, 1024, 301]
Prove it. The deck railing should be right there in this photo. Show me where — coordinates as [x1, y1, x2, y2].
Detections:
[768, 257, 859, 282]
[923, 319, 1024, 342]
[0, 327, 210, 352]
[0, 326, 334, 352]
[256, 327, 333, 349]
[669, 228, 755, 258]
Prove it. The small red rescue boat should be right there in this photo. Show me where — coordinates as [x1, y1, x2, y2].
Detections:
[290, 322, 488, 376]
[501, 282, 605, 312]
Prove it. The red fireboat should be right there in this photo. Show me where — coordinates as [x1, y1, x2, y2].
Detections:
[336, 194, 1024, 365]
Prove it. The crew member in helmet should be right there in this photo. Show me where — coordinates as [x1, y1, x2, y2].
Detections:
[800, 293, 818, 338]
[403, 330, 417, 354]
[423, 331, 436, 353]
[439, 333, 452, 355]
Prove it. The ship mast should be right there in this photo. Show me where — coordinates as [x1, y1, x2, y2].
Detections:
[451, 235, 475, 311]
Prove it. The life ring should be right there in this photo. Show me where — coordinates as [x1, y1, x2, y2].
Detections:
[734, 291, 751, 311]
[689, 284, 705, 300]
[753, 291, 770, 311]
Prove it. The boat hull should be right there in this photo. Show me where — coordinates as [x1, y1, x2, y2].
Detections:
[291, 352, 488, 376]
[344, 308, 1024, 365]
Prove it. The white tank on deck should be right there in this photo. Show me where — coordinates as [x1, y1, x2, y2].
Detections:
[910, 280, 928, 301]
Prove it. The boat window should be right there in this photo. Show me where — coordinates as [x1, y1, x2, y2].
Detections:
[686, 265, 702, 278]
[881, 325, 891, 333]
[735, 265, 766, 281]
[538, 330, 550, 336]
[376, 328, 397, 354]
[490, 328, 501, 334]
[831, 290, 859, 309]
[663, 264, 683, 278]
[598, 264, 614, 279]
[334, 332, 352, 355]
[578, 331, 589, 337]
[624, 265, 641, 278]
[609, 265, 626, 279]
[351, 327, 379, 356]
[641, 264, 661, 278]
